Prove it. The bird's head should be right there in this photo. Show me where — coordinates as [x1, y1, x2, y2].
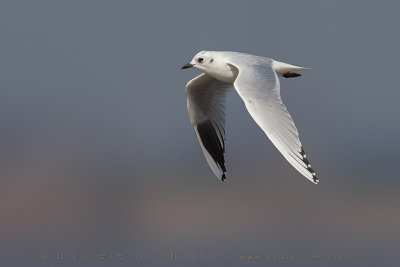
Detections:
[181, 51, 215, 72]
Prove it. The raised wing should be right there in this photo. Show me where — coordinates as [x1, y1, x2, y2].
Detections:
[186, 73, 232, 181]
[230, 61, 318, 184]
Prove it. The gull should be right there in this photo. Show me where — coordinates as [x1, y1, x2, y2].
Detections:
[181, 51, 318, 184]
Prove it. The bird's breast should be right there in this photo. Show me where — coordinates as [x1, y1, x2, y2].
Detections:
[207, 63, 239, 84]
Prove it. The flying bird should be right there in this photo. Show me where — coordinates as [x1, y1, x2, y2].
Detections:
[182, 51, 318, 184]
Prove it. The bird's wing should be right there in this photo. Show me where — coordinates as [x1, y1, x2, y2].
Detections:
[229, 61, 318, 184]
[186, 73, 232, 181]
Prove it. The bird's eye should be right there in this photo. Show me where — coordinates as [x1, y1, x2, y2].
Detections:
[198, 57, 204, 63]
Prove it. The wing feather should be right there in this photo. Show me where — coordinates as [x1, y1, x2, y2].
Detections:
[186, 73, 232, 181]
[229, 61, 318, 184]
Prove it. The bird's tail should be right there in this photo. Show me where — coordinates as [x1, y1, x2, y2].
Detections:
[272, 60, 311, 77]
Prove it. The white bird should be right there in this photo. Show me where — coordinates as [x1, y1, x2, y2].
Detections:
[182, 51, 318, 184]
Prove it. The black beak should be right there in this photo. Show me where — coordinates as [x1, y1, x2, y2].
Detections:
[181, 63, 193, 69]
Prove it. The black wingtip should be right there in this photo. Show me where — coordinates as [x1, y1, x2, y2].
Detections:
[197, 119, 226, 173]
[300, 147, 319, 184]
[221, 173, 226, 181]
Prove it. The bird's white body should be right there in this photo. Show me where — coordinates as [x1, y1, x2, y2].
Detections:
[189, 51, 309, 82]
[183, 51, 318, 184]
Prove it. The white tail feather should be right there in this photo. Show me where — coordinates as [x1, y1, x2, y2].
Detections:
[272, 60, 311, 76]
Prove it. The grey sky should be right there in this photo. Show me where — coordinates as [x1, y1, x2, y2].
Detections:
[1, 1, 399, 266]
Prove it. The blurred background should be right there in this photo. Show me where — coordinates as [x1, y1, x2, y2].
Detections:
[0, 0, 399, 266]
